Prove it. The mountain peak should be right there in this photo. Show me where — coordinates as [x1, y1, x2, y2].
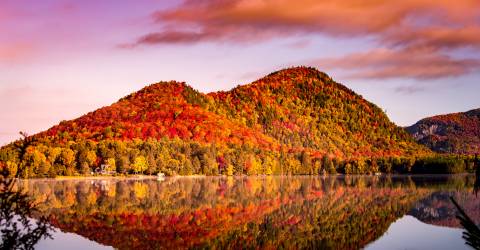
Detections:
[263, 66, 331, 82]
[121, 81, 187, 100]
[224, 66, 335, 97]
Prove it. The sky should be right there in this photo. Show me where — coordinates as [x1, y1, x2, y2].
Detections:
[1, 0, 480, 145]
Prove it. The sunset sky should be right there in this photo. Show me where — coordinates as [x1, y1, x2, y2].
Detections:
[1, 0, 479, 145]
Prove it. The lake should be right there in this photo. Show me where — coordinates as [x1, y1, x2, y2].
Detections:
[17, 175, 479, 249]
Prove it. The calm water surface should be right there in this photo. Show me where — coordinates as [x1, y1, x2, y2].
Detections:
[20, 175, 479, 249]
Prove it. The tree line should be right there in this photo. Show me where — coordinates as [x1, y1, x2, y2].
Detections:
[1, 134, 477, 178]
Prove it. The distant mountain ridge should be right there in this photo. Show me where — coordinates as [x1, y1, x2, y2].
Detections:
[406, 108, 480, 154]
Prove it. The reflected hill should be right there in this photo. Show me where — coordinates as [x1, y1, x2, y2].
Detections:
[409, 191, 480, 228]
[20, 175, 474, 249]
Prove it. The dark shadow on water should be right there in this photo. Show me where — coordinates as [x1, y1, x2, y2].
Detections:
[0, 169, 54, 249]
[451, 154, 480, 250]
[451, 197, 480, 250]
[1, 132, 54, 249]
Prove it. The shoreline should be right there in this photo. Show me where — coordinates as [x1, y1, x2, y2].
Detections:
[18, 175, 158, 182]
[55, 175, 157, 180]
[14, 172, 474, 181]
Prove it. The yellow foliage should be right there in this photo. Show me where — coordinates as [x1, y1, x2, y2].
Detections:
[133, 182, 148, 199]
[86, 192, 97, 205]
[226, 164, 234, 176]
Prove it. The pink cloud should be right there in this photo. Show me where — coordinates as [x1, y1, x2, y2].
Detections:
[126, 0, 480, 79]
[312, 47, 480, 80]
[132, 0, 480, 43]
[286, 39, 311, 49]
[384, 26, 480, 50]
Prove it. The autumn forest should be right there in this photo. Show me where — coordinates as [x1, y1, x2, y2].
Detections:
[0, 67, 477, 178]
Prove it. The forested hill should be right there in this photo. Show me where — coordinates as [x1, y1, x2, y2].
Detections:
[209, 67, 424, 158]
[406, 108, 480, 154]
[0, 67, 430, 177]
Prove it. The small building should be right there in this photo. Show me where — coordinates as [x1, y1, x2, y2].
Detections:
[95, 164, 116, 175]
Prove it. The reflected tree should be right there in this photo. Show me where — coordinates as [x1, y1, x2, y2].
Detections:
[22, 175, 433, 249]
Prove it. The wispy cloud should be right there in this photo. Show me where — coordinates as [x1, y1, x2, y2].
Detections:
[285, 39, 311, 49]
[311, 47, 480, 80]
[394, 85, 426, 94]
[125, 0, 480, 80]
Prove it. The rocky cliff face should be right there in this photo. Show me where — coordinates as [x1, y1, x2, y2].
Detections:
[406, 108, 480, 154]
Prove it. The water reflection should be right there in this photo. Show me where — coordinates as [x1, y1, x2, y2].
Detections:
[411, 191, 480, 228]
[20, 175, 477, 250]
[366, 215, 468, 250]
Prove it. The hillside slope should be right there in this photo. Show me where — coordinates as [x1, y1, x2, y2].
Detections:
[406, 109, 480, 154]
[0, 67, 430, 177]
[40, 81, 275, 150]
[209, 67, 422, 158]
